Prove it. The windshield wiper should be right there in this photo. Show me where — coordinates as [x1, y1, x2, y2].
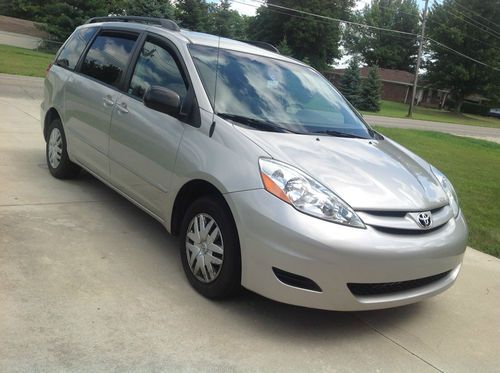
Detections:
[217, 113, 298, 134]
[312, 130, 367, 139]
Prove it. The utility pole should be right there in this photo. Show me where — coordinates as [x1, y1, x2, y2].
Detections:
[407, 0, 429, 118]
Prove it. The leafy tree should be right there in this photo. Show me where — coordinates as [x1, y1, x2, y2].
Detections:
[358, 66, 381, 111]
[248, 0, 356, 71]
[4, 0, 176, 42]
[426, 0, 500, 111]
[175, 0, 211, 32]
[110, 0, 174, 19]
[339, 58, 361, 107]
[210, 0, 249, 39]
[0, 0, 46, 20]
[41, 0, 110, 41]
[344, 0, 419, 72]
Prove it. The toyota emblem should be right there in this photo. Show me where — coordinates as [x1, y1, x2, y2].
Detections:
[417, 212, 432, 228]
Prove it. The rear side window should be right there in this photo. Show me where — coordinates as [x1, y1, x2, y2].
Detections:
[128, 39, 187, 100]
[56, 27, 96, 70]
[80, 33, 137, 88]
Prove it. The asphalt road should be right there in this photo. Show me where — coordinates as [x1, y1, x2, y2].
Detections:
[1, 73, 499, 372]
[365, 115, 500, 144]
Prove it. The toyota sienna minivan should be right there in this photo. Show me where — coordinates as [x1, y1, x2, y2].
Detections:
[41, 16, 468, 311]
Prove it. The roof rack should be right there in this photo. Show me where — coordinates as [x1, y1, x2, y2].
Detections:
[239, 40, 280, 54]
[85, 16, 180, 32]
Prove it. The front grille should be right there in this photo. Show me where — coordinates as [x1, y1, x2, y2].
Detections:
[372, 223, 446, 235]
[347, 270, 451, 296]
[272, 267, 322, 292]
[360, 206, 445, 217]
[358, 205, 450, 235]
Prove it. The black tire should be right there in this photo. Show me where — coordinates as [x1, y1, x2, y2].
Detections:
[180, 195, 241, 299]
[46, 119, 80, 179]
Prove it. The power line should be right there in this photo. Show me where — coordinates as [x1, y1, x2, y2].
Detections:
[427, 37, 500, 71]
[231, 0, 419, 47]
[426, 18, 500, 51]
[449, 0, 500, 32]
[231, 0, 419, 42]
[230, 0, 418, 45]
[438, 5, 500, 40]
[234, 0, 419, 36]
[230, 0, 500, 72]
[446, 5, 500, 38]
[344, 23, 418, 41]
[374, 1, 500, 47]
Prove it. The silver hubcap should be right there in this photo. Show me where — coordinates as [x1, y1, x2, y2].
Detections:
[48, 127, 63, 169]
[185, 213, 224, 283]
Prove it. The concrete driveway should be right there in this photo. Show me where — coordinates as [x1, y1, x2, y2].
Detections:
[1, 74, 499, 372]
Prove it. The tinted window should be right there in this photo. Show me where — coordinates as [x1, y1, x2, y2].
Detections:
[129, 39, 187, 100]
[56, 27, 96, 70]
[81, 33, 137, 88]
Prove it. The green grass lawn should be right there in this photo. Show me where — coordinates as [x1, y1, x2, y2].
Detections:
[0, 44, 54, 77]
[375, 126, 500, 257]
[363, 100, 500, 129]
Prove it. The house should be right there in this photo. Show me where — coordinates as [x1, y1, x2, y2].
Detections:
[326, 67, 449, 109]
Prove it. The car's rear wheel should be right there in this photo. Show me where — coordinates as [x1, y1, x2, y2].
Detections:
[180, 195, 241, 299]
[46, 119, 80, 179]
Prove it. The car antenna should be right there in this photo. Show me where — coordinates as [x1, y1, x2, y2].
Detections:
[209, 31, 221, 138]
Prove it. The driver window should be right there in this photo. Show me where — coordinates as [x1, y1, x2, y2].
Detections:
[129, 38, 187, 101]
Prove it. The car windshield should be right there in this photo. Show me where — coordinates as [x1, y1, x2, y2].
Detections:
[189, 44, 374, 138]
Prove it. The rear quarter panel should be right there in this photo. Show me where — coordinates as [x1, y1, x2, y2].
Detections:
[42, 65, 72, 136]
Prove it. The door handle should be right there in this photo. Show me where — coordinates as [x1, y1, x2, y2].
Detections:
[116, 102, 129, 114]
[103, 95, 114, 107]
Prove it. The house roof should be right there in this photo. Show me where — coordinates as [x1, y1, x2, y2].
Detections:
[331, 67, 415, 86]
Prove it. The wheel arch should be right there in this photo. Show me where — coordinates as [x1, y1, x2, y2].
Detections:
[43, 107, 62, 141]
[170, 179, 235, 237]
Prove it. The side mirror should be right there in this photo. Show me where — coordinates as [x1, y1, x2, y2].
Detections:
[144, 86, 181, 116]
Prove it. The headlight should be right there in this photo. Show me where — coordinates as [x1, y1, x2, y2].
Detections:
[431, 166, 460, 217]
[259, 158, 365, 228]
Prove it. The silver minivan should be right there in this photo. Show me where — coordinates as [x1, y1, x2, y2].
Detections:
[41, 17, 468, 311]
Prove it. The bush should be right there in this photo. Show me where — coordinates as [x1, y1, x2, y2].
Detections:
[460, 102, 491, 116]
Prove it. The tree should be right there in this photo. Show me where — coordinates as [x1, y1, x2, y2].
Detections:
[41, 0, 111, 41]
[358, 66, 381, 111]
[6, 0, 176, 42]
[344, 0, 419, 72]
[248, 0, 356, 71]
[277, 36, 293, 57]
[426, 0, 500, 111]
[175, 0, 211, 32]
[0, 0, 46, 20]
[339, 58, 361, 107]
[210, 0, 249, 39]
[110, 0, 174, 19]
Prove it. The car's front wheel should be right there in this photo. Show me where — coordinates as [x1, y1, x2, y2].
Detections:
[46, 119, 80, 179]
[180, 195, 241, 299]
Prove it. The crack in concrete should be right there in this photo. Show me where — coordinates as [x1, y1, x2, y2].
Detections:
[354, 315, 445, 372]
[0, 97, 40, 122]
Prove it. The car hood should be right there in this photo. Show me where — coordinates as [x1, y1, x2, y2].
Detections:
[235, 127, 448, 211]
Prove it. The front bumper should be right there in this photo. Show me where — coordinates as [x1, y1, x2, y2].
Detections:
[225, 189, 468, 311]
